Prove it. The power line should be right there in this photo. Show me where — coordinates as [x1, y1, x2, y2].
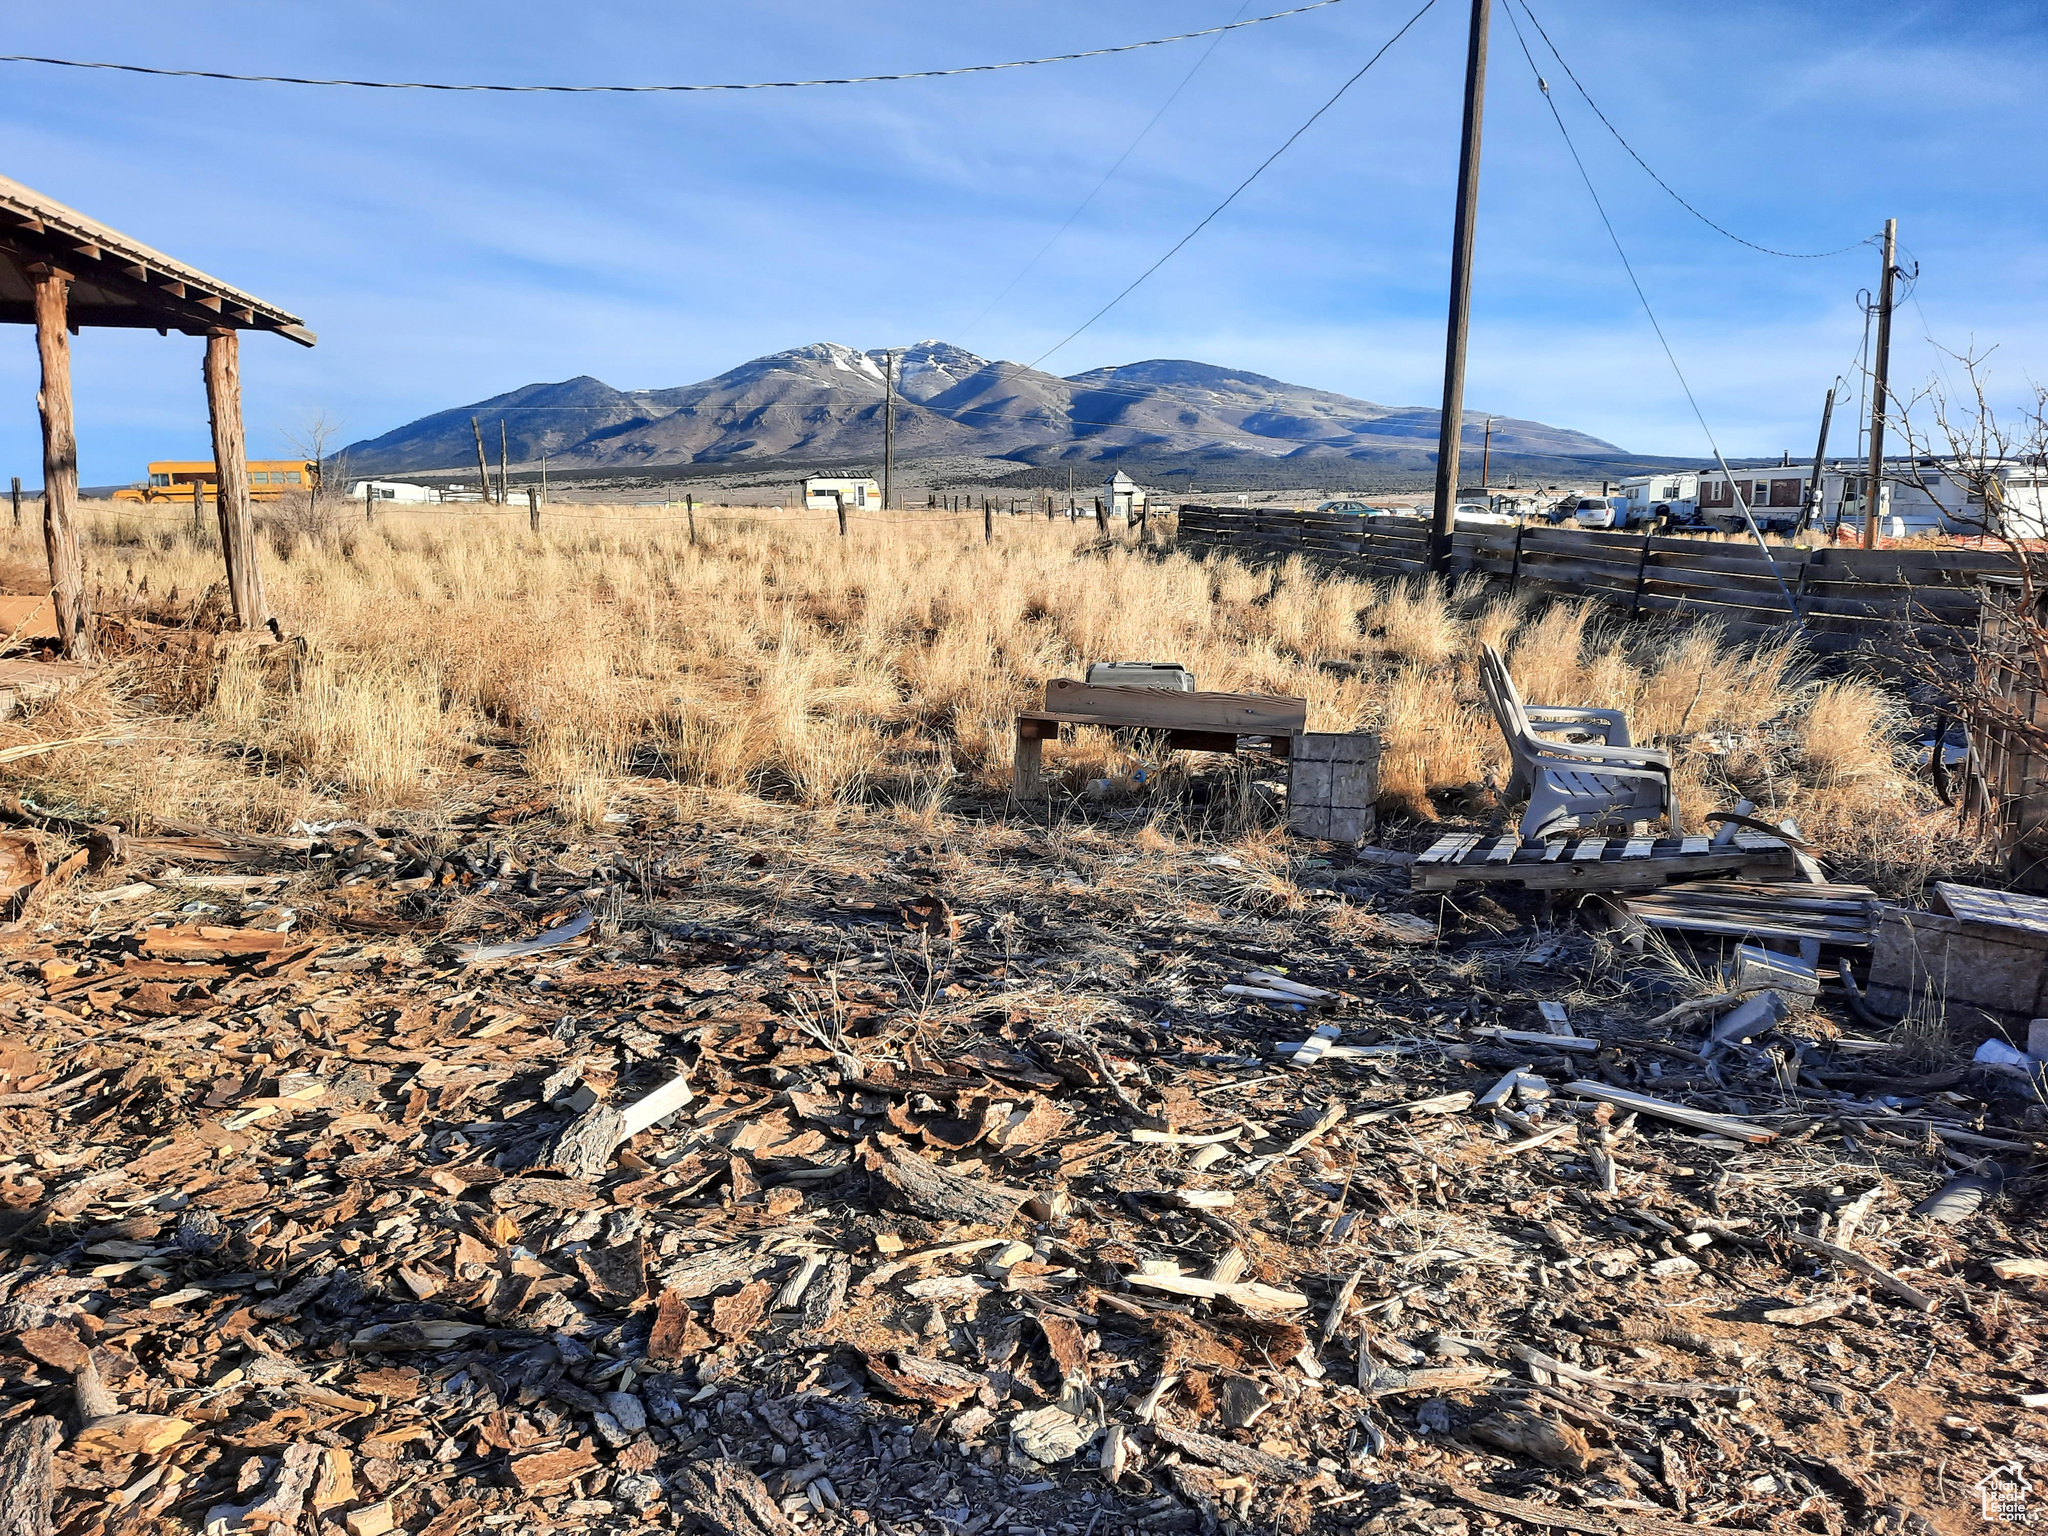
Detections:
[1513, 0, 1873, 262]
[1029, 0, 1441, 369]
[961, 0, 1255, 340]
[0, 4, 1353, 94]
[1500, 0, 1805, 625]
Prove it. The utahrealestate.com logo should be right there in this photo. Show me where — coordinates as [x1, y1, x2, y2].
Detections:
[1978, 1463, 2037, 1526]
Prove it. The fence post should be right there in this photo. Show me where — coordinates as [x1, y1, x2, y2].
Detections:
[527, 486, 541, 533]
[8, 476, 16, 529]
[1508, 522, 1525, 593]
[984, 502, 992, 543]
[837, 492, 847, 538]
[1627, 522, 1653, 621]
[193, 479, 204, 537]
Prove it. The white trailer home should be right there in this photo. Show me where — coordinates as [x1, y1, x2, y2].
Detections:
[1842, 460, 2048, 539]
[350, 480, 437, 504]
[1692, 460, 2048, 539]
[803, 476, 879, 512]
[1694, 467, 1814, 534]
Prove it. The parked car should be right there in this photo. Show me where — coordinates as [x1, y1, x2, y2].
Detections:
[1314, 499, 1375, 516]
[1455, 501, 1517, 526]
[1564, 495, 1630, 529]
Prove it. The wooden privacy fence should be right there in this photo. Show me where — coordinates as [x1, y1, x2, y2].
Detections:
[1173, 504, 2022, 650]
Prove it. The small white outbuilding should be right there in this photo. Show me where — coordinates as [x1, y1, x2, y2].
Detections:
[351, 480, 437, 504]
[1105, 471, 1146, 519]
[803, 476, 879, 512]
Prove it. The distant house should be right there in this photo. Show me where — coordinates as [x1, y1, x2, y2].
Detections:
[804, 475, 879, 512]
[351, 480, 436, 504]
[1105, 471, 1146, 519]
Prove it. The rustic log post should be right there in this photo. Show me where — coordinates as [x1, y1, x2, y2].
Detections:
[192, 479, 204, 537]
[984, 500, 993, 543]
[203, 329, 268, 631]
[8, 476, 19, 529]
[498, 419, 510, 505]
[31, 270, 89, 660]
[472, 417, 493, 504]
[527, 485, 540, 533]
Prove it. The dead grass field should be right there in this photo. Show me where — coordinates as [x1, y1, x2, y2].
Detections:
[0, 498, 1984, 894]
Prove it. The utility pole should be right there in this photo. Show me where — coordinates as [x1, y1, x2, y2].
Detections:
[472, 417, 493, 504]
[1427, 0, 1492, 574]
[541, 450, 548, 505]
[1862, 217, 1898, 550]
[499, 420, 510, 507]
[882, 349, 899, 511]
[1801, 387, 1835, 535]
[1481, 415, 1494, 488]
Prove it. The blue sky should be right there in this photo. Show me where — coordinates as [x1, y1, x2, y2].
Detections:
[2, 0, 2043, 482]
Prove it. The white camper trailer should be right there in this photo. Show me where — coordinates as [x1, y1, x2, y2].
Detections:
[803, 476, 880, 513]
[1616, 472, 1698, 528]
[351, 480, 437, 505]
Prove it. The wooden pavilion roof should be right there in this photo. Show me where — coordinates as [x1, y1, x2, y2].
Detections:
[0, 172, 313, 347]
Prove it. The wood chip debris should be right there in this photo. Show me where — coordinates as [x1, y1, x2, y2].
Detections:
[0, 805, 2033, 1536]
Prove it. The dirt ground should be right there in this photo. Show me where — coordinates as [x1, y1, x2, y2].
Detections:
[1, 763, 2043, 1536]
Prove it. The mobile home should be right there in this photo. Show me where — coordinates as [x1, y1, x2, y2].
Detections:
[351, 480, 436, 505]
[803, 476, 879, 512]
[1695, 460, 2048, 539]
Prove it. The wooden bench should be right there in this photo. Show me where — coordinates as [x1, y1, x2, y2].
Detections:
[1013, 679, 1308, 798]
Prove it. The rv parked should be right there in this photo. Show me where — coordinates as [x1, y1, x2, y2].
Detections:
[1618, 472, 1698, 528]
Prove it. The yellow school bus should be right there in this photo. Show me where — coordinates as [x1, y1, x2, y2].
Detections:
[114, 460, 318, 503]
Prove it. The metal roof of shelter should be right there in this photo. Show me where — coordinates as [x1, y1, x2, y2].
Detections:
[0, 172, 314, 347]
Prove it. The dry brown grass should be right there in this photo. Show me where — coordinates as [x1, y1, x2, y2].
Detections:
[0, 499, 1982, 891]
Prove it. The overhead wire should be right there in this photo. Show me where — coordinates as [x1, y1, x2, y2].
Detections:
[1028, 0, 1441, 369]
[1513, 0, 1873, 262]
[0, 4, 1353, 94]
[961, 0, 1256, 341]
[1500, 0, 1806, 625]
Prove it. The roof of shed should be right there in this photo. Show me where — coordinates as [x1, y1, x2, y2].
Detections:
[0, 172, 313, 347]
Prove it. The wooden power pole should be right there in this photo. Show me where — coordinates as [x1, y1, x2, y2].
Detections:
[472, 417, 493, 504]
[1802, 387, 1835, 534]
[882, 349, 898, 512]
[1427, 0, 1492, 574]
[499, 419, 510, 506]
[1862, 218, 1898, 549]
[1481, 415, 1494, 488]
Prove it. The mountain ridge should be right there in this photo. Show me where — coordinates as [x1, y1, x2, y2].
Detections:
[336, 340, 1630, 477]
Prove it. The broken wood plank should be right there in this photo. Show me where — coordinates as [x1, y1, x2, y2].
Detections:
[1508, 1345, 1745, 1402]
[864, 1140, 1028, 1227]
[1123, 1272, 1309, 1310]
[1761, 1296, 1856, 1326]
[1426, 1479, 1759, 1536]
[1561, 1081, 1776, 1144]
[533, 1073, 694, 1180]
[1779, 1232, 1937, 1312]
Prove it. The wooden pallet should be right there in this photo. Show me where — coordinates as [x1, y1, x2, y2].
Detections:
[1409, 831, 1796, 891]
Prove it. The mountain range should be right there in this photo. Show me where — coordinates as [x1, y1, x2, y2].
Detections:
[336, 340, 1632, 480]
